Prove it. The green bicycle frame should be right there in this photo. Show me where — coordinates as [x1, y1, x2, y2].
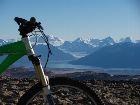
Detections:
[0, 41, 27, 74]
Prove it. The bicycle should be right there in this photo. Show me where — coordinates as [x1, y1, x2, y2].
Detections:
[0, 17, 104, 105]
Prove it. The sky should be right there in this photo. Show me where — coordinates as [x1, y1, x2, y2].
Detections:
[0, 0, 140, 41]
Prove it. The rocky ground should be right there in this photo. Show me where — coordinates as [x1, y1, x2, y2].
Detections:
[86, 80, 140, 105]
[0, 76, 140, 105]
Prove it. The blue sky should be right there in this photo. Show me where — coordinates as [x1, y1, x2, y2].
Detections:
[0, 0, 140, 41]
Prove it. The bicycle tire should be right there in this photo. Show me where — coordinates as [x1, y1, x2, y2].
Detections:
[17, 77, 104, 105]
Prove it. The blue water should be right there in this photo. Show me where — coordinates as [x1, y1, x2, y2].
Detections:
[47, 60, 93, 69]
[46, 60, 140, 75]
[1, 57, 140, 75]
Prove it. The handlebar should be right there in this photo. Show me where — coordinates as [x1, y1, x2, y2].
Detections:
[15, 17, 51, 68]
[36, 22, 44, 30]
[14, 17, 44, 38]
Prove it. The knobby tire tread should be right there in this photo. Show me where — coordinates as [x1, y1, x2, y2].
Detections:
[17, 77, 104, 105]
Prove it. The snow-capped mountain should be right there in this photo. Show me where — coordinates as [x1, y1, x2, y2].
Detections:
[0, 39, 16, 46]
[0, 39, 6, 46]
[89, 37, 115, 47]
[73, 37, 91, 44]
[0, 36, 138, 58]
[49, 35, 64, 46]
[58, 38, 95, 53]
[30, 35, 64, 46]
[59, 37, 116, 54]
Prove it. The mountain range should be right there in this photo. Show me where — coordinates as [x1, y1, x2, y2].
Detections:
[30, 35, 64, 46]
[1, 36, 136, 57]
[71, 42, 140, 68]
[30, 35, 138, 57]
[0, 36, 140, 69]
[58, 37, 116, 54]
[0, 38, 75, 67]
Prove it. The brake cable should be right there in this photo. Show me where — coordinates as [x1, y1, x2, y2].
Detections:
[38, 29, 52, 69]
[30, 27, 52, 69]
[30, 31, 40, 48]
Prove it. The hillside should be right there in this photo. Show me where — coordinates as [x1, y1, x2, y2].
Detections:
[71, 42, 140, 68]
[0, 68, 140, 105]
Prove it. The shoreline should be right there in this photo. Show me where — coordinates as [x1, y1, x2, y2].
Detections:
[8, 66, 140, 75]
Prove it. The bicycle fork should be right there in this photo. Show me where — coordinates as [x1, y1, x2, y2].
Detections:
[29, 55, 54, 105]
[22, 37, 54, 105]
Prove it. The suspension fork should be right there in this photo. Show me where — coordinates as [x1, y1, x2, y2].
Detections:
[28, 55, 54, 105]
[22, 37, 54, 104]
[28, 55, 49, 86]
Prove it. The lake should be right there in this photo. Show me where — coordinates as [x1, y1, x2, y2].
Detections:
[46, 60, 140, 75]
[2, 57, 140, 75]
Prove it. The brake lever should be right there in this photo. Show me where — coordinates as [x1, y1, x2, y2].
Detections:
[37, 22, 44, 30]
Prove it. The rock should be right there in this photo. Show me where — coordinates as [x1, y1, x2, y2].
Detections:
[0, 76, 140, 105]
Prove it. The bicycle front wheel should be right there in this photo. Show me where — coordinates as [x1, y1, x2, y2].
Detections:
[18, 77, 104, 105]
